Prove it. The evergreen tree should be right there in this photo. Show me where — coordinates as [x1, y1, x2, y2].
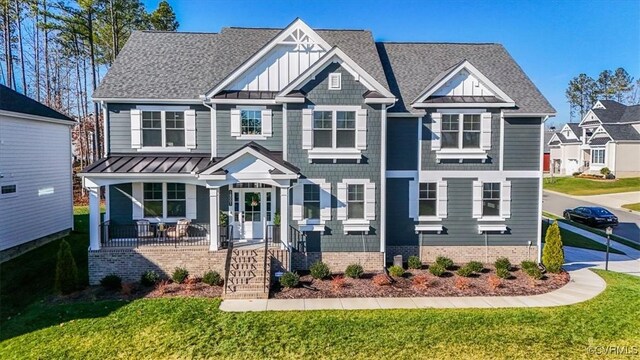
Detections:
[148, 0, 178, 31]
[596, 69, 614, 100]
[611, 67, 634, 103]
[565, 74, 598, 121]
[542, 221, 564, 273]
[55, 240, 79, 294]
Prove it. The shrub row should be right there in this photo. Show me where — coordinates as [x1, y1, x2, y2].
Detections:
[100, 268, 223, 291]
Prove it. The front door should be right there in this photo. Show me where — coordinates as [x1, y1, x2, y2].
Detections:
[230, 185, 274, 241]
[243, 192, 262, 239]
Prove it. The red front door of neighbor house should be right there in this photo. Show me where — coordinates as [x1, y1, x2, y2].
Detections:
[543, 153, 550, 172]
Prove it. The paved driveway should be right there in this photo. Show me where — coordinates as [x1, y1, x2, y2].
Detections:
[543, 190, 640, 242]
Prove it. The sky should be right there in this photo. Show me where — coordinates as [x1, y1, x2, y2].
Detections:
[142, 0, 640, 127]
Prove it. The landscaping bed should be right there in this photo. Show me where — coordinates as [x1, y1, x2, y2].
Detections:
[271, 266, 570, 299]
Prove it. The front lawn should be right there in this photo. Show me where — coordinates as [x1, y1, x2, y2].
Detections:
[541, 220, 625, 255]
[621, 202, 640, 211]
[543, 176, 640, 195]
[0, 271, 637, 359]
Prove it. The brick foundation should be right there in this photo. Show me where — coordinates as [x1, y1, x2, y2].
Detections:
[419, 246, 538, 264]
[292, 252, 384, 272]
[88, 246, 227, 284]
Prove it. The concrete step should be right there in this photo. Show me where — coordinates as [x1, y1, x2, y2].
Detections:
[223, 291, 269, 300]
[225, 284, 268, 293]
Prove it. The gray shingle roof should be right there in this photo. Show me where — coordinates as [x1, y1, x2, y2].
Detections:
[544, 131, 554, 152]
[588, 137, 611, 146]
[0, 84, 74, 122]
[376, 42, 555, 114]
[591, 100, 640, 124]
[566, 123, 582, 138]
[600, 124, 640, 141]
[551, 132, 581, 144]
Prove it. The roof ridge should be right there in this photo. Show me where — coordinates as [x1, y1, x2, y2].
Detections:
[377, 41, 501, 45]
[223, 26, 369, 32]
[138, 30, 218, 35]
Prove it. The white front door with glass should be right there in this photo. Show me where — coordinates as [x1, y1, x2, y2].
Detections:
[229, 185, 275, 241]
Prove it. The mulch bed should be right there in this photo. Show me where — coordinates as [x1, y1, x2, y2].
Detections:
[47, 280, 223, 304]
[271, 266, 570, 299]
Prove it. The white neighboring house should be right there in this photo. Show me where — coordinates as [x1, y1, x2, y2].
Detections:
[549, 100, 640, 177]
[0, 84, 75, 261]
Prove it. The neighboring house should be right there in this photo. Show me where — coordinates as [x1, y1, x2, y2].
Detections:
[0, 85, 75, 262]
[79, 19, 555, 294]
[549, 100, 640, 177]
[543, 130, 554, 172]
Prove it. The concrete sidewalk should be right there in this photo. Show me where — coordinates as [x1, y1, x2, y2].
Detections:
[577, 191, 640, 213]
[219, 268, 605, 312]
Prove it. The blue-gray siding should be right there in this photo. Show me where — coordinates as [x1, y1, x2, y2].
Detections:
[215, 105, 283, 157]
[386, 178, 419, 246]
[503, 117, 542, 171]
[287, 63, 382, 252]
[387, 118, 418, 170]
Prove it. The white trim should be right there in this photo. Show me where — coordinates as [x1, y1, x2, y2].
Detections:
[415, 224, 443, 234]
[198, 146, 297, 177]
[136, 147, 192, 153]
[275, 96, 306, 103]
[537, 116, 546, 263]
[93, 98, 199, 104]
[283, 103, 288, 161]
[364, 97, 396, 104]
[299, 224, 326, 232]
[277, 47, 395, 99]
[135, 105, 190, 111]
[328, 72, 342, 90]
[388, 112, 426, 118]
[414, 102, 514, 108]
[211, 104, 217, 157]
[307, 148, 362, 161]
[101, 102, 109, 156]
[210, 99, 277, 105]
[294, 178, 330, 227]
[435, 149, 488, 162]
[437, 108, 487, 114]
[499, 110, 504, 171]
[478, 224, 508, 234]
[578, 109, 602, 127]
[412, 60, 515, 105]
[419, 170, 542, 181]
[380, 103, 389, 255]
[343, 222, 370, 234]
[503, 112, 557, 117]
[385, 170, 418, 178]
[417, 116, 423, 173]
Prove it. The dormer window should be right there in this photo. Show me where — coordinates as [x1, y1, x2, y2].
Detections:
[328, 72, 341, 90]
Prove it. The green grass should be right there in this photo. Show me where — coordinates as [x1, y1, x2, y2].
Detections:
[556, 219, 640, 251]
[621, 202, 640, 211]
[0, 271, 637, 359]
[543, 176, 640, 195]
[542, 220, 625, 255]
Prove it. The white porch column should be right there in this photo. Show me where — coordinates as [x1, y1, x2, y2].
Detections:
[88, 186, 101, 251]
[280, 187, 289, 246]
[209, 187, 219, 251]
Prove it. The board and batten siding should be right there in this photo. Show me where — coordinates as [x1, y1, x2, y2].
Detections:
[503, 117, 542, 171]
[215, 105, 283, 157]
[108, 103, 211, 154]
[0, 114, 73, 250]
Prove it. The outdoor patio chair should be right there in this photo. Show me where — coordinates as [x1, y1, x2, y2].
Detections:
[136, 220, 154, 238]
[166, 219, 190, 241]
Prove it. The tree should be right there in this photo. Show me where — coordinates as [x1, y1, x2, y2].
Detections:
[542, 221, 564, 273]
[596, 69, 614, 100]
[611, 67, 634, 103]
[148, 0, 178, 31]
[94, 0, 147, 65]
[565, 74, 598, 121]
[55, 239, 79, 294]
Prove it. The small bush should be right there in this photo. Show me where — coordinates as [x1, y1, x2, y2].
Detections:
[600, 167, 611, 175]
[466, 261, 484, 273]
[429, 263, 446, 277]
[411, 273, 431, 290]
[372, 273, 392, 286]
[279, 272, 300, 288]
[140, 270, 161, 286]
[331, 276, 347, 291]
[523, 265, 543, 280]
[172, 267, 189, 284]
[54, 240, 79, 294]
[345, 264, 364, 279]
[202, 271, 222, 286]
[572, 171, 582, 177]
[520, 260, 537, 271]
[310, 261, 331, 280]
[435, 256, 454, 270]
[542, 221, 564, 273]
[454, 277, 471, 290]
[100, 274, 122, 291]
[488, 275, 502, 290]
[456, 265, 473, 277]
[495, 257, 511, 271]
[407, 256, 422, 269]
[496, 267, 511, 279]
[388, 265, 405, 277]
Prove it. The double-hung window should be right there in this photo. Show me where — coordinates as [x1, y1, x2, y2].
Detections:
[143, 183, 186, 218]
[591, 148, 605, 164]
[313, 111, 333, 148]
[482, 183, 501, 216]
[462, 114, 480, 148]
[419, 183, 437, 216]
[347, 184, 365, 219]
[303, 184, 320, 219]
[241, 110, 262, 135]
[441, 114, 459, 148]
[141, 110, 185, 147]
[441, 114, 482, 149]
[312, 109, 357, 148]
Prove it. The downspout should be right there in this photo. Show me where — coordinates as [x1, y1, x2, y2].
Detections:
[201, 96, 216, 160]
[380, 101, 396, 268]
[538, 116, 550, 263]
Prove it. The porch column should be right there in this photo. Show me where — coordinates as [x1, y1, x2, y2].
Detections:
[88, 186, 101, 251]
[209, 187, 219, 251]
[280, 187, 289, 246]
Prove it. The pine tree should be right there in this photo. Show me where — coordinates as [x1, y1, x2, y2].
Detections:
[55, 239, 79, 294]
[611, 67, 634, 103]
[148, 0, 178, 31]
[565, 74, 598, 121]
[542, 221, 564, 273]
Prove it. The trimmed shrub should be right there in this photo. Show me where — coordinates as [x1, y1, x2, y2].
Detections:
[455, 277, 471, 290]
[54, 240, 79, 295]
[495, 257, 511, 271]
[496, 267, 511, 279]
[520, 260, 537, 271]
[542, 221, 564, 273]
[279, 272, 300, 288]
[140, 270, 161, 286]
[172, 267, 189, 284]
[345, 264, 364, 279]
[466, 261, 484, 273]
[331, 276, 347, 291]
[100, 274, 122, 291]
[524, 266, 543, 280]
[429, 263, 446, 277]
[310, 261, 331, 280]
[488, 275, 502, 290]
[388, 265, 405, 277]
[372, 274, 392, 286]
[600, 167, 611, 175]
[202, 271, 222, 286]
[407, 256, 422, 269]
[435, 256, 454, 270]
[456, 265, 473, 277]
[572, 171, 582, 177]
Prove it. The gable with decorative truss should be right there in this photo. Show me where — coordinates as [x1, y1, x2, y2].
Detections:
[208, 19, 332, 95]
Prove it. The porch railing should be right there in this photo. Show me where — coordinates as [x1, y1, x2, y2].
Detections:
[266, 224, 281, 247]
[99, 221, 210, 247]
[219, 225, 232, 250]
[288, 225, 306, 253]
